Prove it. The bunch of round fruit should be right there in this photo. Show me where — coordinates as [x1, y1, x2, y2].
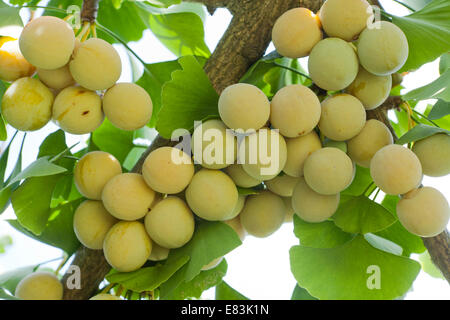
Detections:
[0, 16, 153, 134]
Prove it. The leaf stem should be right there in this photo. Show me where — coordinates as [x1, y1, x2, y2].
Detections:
[361, 181, 375, 197]
[273, 63, 311, 80]
[412, 109, 440, 127]
[391, 0, 416, 12]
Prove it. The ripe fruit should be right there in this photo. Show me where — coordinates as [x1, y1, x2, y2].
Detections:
[73, 200, 118, 250]
[282, 196, 295, 223]
[19, 16, 75, 69]
[191, 119, 237, 169]
[0, 40, 35, 81]
[102, 173, 156, 221]
[103, 221, 152, 272]
[304, 147, 354, 195]
[292, 178, 340, 223]
[240, 191, 286, 238]
[319, 0, 372, 41]
[90, 294, 122, 300]
[347, 119, 393, 167]
[69, 38, 121, 90]
[357, 21, 408, 76]
[37, 64, 75, 90]
[308, 38, 359, 91]
[272, 8, 322, 58]
[346, 67, 392, 110]
[186, 169, 238, 221]
[228, 195, 246, 220]
[74, 151, 122, 200]
[142, 147, 194, 194]
[224, 215, 246, 241]
[397, 187, 450, 237]
[149, 242, 170, 261]
[265, 174, 299, 197]
[270, 84, 321, 138]
[318, 94, 366, 141]
[2, 77, 53, 131]
[15, 272, 63, 300]
[370, 144, 422, 195]
[224, 164, 262, 188]
[412, 134, 450, 177]
[103, 83, 153, 131]
[145, 196, 195, 249]
[52, 86, 104, 134]
[239, 128, 288, 181]
[283, 131, 322, 177]
[218, 83, 270, 131]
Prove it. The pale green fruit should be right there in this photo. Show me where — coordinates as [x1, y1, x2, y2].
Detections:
[397, 187, 450, 237]
[2, 77, 53, 131]
[103, 83, 153, 131]
[0, 40, 35, 81]
[102, 173, 156, 221]
[37, 64, 75, 90]
[224, 215, 246, 241]
[142, 147, 194, 194]
[292, 178, 340, 223]
[347, 119, 393, 168]
[19, 16, 75, 69]
[15, 272, 63, 300]
[283, 131, 322, 177]
[239, 128, 288, 181]
[227, 195, 246, 220]
[69, 38, 121, 90]
[265, 174, 300, 197]
[346, 67, 392, 110]
[148, 242, 170, 261]
[318, 94, 366, 141]
[370, 144, 422, 195]
[308, 38, 359, 91]
[272, 8, 322, 58]
[73, 200, 118, 250]
[191, 119, 237, 169]
[319, 0, 372, 41]
[218, 83, 270, 131]
[304, 147, 354, 195]
[282, 196, 295, 223]
[52, 86, 104, 134]
[270, 84, 321, 138]
[224, 164, 263, 188]
[90, 294, 122, 300]
[186, 169, 238, 221]
[357, 21, 408, 76]
[74, 151, 122, 200]
[412, 134, 450, 177]
[144, 196, 195, 249]
[103, 221, 152, 272]
[240, 191, 286, 238]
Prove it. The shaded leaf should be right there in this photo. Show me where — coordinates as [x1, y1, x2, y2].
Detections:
[396, 123, 449, 145]
[215, 280, 249, 300]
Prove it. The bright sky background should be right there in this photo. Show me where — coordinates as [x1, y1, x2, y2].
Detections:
[0, 0, 449, 300]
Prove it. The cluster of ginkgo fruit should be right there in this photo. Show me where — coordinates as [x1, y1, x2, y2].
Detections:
[0, 16, 153, 134]
[5, 0, 450, 301]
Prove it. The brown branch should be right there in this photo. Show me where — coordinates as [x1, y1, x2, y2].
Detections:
[80, 0, 99, 23]
[423, 231, 450, 282]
